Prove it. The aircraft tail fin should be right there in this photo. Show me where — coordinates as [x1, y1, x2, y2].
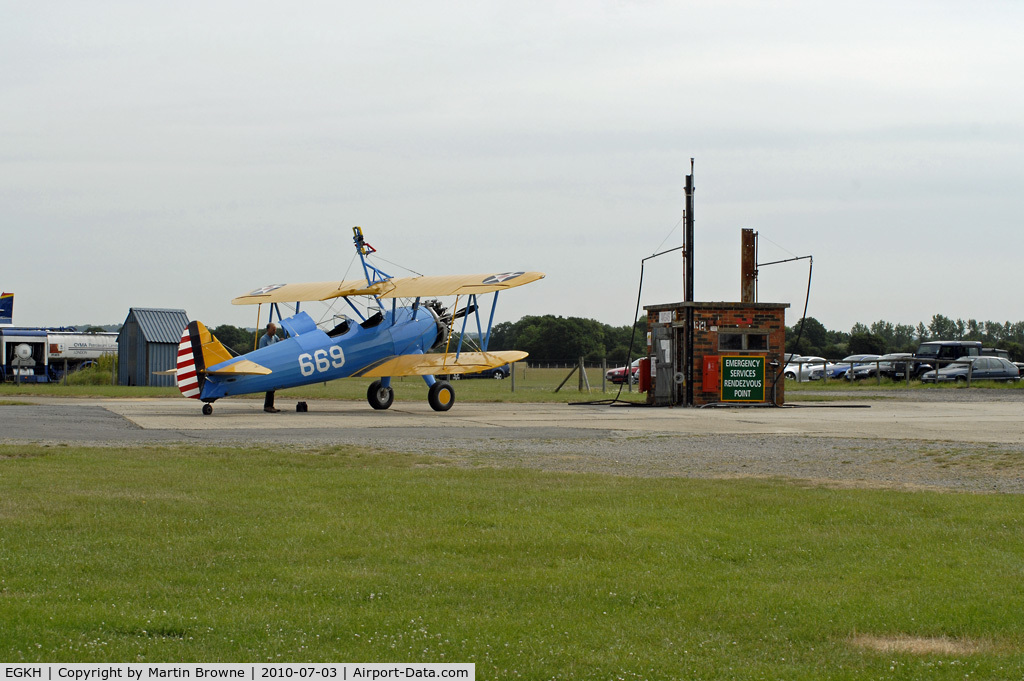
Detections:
[177, 321, 233, 399]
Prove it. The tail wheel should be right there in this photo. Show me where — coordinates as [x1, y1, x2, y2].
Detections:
[202, 403, 213, 415]
[428, 381, 455, 412]
[367, 380, 394, 410]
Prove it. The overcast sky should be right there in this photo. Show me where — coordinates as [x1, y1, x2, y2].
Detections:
[3, 1, 1022, 333]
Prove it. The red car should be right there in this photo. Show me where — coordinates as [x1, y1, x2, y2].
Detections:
[606, 359, 641, 384]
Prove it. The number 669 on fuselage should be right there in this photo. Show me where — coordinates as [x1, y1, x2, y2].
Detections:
[170, 227, 544, 415]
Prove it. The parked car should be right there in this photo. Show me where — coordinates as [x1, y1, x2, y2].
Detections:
[449, 364, 510, 380]
[903, 340, 981, 378]
[606, 358, 642, 384]
[978, 347, 1023, 373]
[846, 362, 877, 380]
[783, 356, 829, 381]
[920, 356, 1020, 383]
[916, 340, 982, 361]
[827, 354, 881, 379]
[843, 352, 901, 378]
[864, 352, 914, 380]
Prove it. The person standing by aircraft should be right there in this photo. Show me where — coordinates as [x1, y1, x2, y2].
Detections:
[259, 322, 280, 412]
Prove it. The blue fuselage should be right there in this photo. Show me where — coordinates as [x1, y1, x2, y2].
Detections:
[200, 307, 440, 400]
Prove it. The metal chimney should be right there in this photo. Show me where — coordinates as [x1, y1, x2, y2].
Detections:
[741, 228, 757, 303]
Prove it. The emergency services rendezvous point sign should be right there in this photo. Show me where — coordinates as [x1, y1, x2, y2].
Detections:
[720, 355, 765, 402]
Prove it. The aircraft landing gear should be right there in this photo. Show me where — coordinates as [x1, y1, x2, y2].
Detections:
[428, 381, 455, 412]
[202, 403, 213, 415]
[367, 380, 394, 410]
[296, 402, 308, 413]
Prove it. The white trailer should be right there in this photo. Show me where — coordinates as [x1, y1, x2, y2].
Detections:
[47, 331, 118, 379]
[47, 332, 118, 362]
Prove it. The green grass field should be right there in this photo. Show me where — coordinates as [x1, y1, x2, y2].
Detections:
[1, 443, 1022, 678]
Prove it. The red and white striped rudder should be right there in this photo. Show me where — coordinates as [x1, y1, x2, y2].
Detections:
[176, 322, 206, 399]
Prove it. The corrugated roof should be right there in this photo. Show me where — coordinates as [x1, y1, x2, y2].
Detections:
[124, 308, 189, 344]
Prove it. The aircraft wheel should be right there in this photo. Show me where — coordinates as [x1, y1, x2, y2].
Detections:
[297, 401, 308, 413]
[428, 381, 455, 412]
[202, 403, 213, 416]
[367, 380, 394, 410]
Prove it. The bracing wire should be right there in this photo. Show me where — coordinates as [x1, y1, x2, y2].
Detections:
[570, 245, 683, 406]
[368, 254, 424, 277]
[653, 217, 683, 254]
[765, 255, 813, 406]
[759, 234, 800, 260]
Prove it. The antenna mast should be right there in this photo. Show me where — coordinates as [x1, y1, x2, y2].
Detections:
[682, 159, 695, 406]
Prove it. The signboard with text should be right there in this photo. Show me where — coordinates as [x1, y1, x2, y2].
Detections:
[720, 355, 765, 402]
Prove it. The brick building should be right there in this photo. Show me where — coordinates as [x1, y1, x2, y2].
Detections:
[643, 301, 789, 407]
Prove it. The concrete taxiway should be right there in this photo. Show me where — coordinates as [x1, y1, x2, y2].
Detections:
[1, 396, 1021, 446]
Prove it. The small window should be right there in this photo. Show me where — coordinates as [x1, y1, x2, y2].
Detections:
[719, 333, 744, 350]
[747, 334, 768, 351]
[718, 331, 769, 352]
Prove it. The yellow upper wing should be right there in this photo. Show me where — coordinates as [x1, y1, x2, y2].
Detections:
[231, 279, 395, 305]
[352, 351, 527, 378]
[231, 272, 544, 305]
[379, 272, 545, 298]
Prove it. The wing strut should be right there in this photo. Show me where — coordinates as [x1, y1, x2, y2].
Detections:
[354, 226, 392, 289]
[353, 225, 394, 319]
[483, 291, 499, 350]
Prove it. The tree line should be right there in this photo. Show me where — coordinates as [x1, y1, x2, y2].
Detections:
[488, 316, 648, 365]
[173, 312, 1024, 365]
[789, 314, 1024, 361]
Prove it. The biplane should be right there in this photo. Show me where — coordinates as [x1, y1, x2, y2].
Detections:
[175, 227, 543, 414]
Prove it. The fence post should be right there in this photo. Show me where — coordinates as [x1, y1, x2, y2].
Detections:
[602, 357, 607, 392]
[511, 361, 516, 393]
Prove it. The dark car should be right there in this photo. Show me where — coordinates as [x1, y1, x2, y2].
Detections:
[920, 356, 1020, 383]
[893, 340, 984, 380]
[449, 364, 510, 380]
[867, 352, 914, 380]
[904, 340, 982, 378]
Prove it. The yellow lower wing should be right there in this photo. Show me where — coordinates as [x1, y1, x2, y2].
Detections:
[354, 351, 527, 378]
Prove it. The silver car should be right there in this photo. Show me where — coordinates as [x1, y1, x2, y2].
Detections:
[783, 356, 829, 381]
[920, 356, 1021, 383]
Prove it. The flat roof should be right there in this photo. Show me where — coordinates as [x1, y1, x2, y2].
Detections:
[644, 301, 790, 311]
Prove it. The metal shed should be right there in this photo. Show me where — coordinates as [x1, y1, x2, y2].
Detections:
[117, 308, 188, 387]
